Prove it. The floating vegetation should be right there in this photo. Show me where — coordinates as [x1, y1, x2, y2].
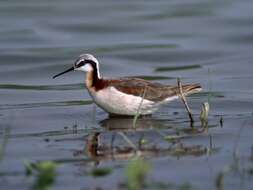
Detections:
[178, 182, 192, 190]
[89, 167, 112, 177]
[163, 134, 182, 142]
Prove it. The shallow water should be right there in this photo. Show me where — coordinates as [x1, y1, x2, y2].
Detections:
[1, 0, 253, 189]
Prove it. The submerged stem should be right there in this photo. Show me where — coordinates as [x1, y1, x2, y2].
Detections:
[177, 78, 194, 125]
[133, 85, 147, 128]
[118, 132, 138, 151]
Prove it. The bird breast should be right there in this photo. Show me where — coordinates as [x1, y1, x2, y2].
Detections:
[89, 86, 157, 115]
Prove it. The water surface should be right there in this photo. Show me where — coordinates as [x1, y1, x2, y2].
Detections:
[1, 1, 253, 190]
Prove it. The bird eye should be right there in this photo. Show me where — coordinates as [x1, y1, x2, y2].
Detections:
[75, 59, 85, 68]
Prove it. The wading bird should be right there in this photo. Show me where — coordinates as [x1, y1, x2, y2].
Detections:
[53, 54, 201, 116]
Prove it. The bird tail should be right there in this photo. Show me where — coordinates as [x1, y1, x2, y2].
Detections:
[178, 83, 202, 96]
[159, 83, 202, 103]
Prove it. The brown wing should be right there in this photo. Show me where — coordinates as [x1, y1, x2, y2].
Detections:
[104, 78, 200, 102]
[95, 78, 201, 102]
[110, 78, 167, 102]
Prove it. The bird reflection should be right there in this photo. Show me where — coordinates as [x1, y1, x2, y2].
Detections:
[85, 132, 101, 158]
[78, 117, 220, 164]
[100, 116, 174, 131]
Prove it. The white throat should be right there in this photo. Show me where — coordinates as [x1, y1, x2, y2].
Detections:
[75, 62, 101, 79]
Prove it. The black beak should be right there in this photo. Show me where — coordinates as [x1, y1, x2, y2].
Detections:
[52, 66, 74, 79]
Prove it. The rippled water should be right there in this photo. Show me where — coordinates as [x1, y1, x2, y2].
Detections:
[1, 1, 253, 190]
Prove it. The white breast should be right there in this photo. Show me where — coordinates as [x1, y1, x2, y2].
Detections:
[89, 87, 158, 116]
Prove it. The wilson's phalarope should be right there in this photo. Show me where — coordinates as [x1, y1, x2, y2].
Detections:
[53, 54, 202, 116]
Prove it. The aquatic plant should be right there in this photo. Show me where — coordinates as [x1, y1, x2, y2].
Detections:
[133, 85, 147, 128]
[89, 167, 112, 177]
[199, 102, 209, 127]
[177, 78, 194, 126]
[215, 122, 250, 190]
[178, 182, 192, 190]
[24, 160, 57, 190]
[125, 156, 150, 190]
